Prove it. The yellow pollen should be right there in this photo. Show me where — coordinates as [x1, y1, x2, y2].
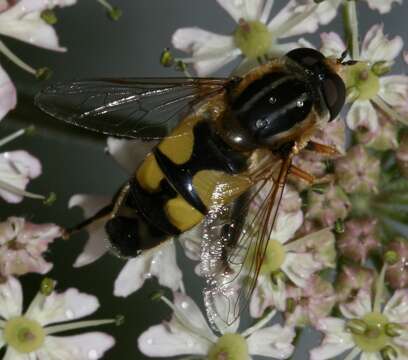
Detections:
[208, 333, 249, 360]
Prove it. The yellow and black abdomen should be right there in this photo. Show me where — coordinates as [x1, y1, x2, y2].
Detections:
[106, 115, 252, 257]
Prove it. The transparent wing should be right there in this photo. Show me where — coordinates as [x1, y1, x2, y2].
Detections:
[35, 78, 229, 139]
[201, 154, 292, 333]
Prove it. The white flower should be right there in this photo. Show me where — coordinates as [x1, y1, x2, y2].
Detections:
[0, 65, 16, 121]
[320, 26, 408, 131]
[0, 277, 115, 359]
[0, 127, 47, 203]
[0, 0, 76, 52]
[138, 292, 295, 360]
[311, 267, 408, 360]
[365, 0, 402, 13]
[172, 0, 341, 76]
[69, 137, 184, 296]
[0, 0, 76, 121]
[0, 217, 61, 278]
[250, 186, 335, 318]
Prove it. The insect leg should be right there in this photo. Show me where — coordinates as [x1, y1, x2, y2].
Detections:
[62, 204, 113, 239]
[290, 165, 315, 184]
[307, 141, 341, 156]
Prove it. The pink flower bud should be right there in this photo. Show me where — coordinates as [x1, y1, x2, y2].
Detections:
[336, 265, 375, 303]
[385, 238, 408, 289]
[337, 218, 380, 263]
[335, 145, 381, 194]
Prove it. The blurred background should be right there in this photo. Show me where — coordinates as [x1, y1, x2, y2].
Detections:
[0, 0, 407, 358]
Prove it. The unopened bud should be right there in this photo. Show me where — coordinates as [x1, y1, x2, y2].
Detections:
[384, 250, 399, 265]
[175, 60, 188, 72]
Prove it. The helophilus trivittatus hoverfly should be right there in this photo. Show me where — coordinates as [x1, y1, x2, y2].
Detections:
[36, 48, 347, 330]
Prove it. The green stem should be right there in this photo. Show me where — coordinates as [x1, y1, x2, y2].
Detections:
[342, 0, 360, 59]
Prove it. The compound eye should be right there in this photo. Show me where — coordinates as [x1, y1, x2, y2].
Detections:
[286, 48, 325, 68]
[322, 73, 346, 121]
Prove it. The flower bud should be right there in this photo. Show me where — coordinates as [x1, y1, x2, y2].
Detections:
[337, 218, 380, 263]
[306, 184, 351, 227]
[385, 238, 408, 289]
[336, 265, 375, 303]
[335, 145, 380, 194]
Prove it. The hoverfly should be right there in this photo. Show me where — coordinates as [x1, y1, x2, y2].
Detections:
[36, 48, 346, 331]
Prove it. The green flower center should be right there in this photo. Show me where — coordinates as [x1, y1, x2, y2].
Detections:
[4, 316, 45, 353]
[351, 312, 390, 353]
[345, 62, 380, 101]
[208, 333, 249, 360]
[260, 240, 286, 274]
[233, 19, 272, 60]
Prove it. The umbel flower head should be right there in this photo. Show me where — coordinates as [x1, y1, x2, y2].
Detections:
[0, 277, 116, 359]
[172, 0, 340, 75]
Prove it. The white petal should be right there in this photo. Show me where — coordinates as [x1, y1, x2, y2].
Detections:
[247, 324, 295, 359]
[0, 0, 75, 51]
[320, 32, 347, 58]
[26, 288, 99, 326]
[268, 0, 341, 39]
[365, 0, 401, 14]
[250, 275, 286, 318]
[150, 240, 183, 291]
[106, 137, 153, 175]
[0, 66, 16, 121]
[138, 323, 210, 357]
[383, 289, 408, 324]
[69, 194, 112, 267]
[114, 240, 182, 297]
[3, 347, 28, 360]
[360, 352, 382, 360]
[37, 333, 115, 360]
[310, 318, 354, 360]
[346, 100, 378, 132]
[216, 0, 265, 22]
[281, 252, 321, 287]
[0, 150, 41, 203]
[178, 226, 202, 261]
[114, 257, 147, 297]
[339, 290, 372, 319]
[379, 75, 408, 107]
[171, 293, 216, 340]
[172, 27, 239, 76]
[361, 24, 403, 63]
[272, 210, 303, 244]
[0, 277, 23, 319]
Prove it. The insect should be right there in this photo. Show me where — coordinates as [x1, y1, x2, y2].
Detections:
[36, 48, 346, 331]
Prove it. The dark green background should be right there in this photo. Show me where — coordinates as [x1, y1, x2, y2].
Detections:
[0, 1, 407, 359]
